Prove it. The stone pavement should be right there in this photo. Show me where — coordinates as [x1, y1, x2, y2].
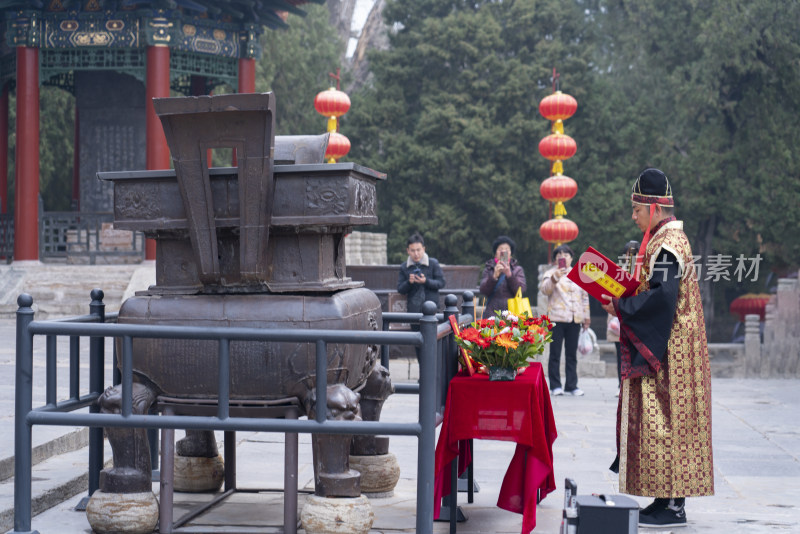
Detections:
[1, 313, 799, 533]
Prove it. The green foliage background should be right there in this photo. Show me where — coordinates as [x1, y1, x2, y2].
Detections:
[344, 0, 800, 337]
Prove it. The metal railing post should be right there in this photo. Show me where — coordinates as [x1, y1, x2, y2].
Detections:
[461, 290, 475, 325]
[416, 301, 438, 534]
[315, 340, 328, 423]
[380, 316, 390, 369]
[14, 294, 40, 534]
[442, 295, 459, 410]
[88, 289, 105, 496]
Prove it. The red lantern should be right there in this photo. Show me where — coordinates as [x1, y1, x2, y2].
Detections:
[539, 218, 579, 245]
[540, 174, 578, 203]
[729, 293, 771, 321]
[325, 131, 351, 163]
[314, 87, 351, 118]
[538, 133, 577, 161]
[539, 91, 578, 121]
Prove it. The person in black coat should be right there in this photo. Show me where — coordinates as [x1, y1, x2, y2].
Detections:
[397, 233, 446, 363]
[397, 233, 446, 314]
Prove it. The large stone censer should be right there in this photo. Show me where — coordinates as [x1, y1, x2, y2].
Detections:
[87, 93, 390, 534]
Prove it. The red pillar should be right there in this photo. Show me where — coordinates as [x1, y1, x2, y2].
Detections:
[233, 58, 257, 166]
[145, 45, 171, 260]
[238, 58, 256, 94]
[0, 84, 8, 214]
[14, 46, 40, 261]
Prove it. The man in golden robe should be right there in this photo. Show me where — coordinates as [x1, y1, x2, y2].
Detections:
[601, 168, 714, 528]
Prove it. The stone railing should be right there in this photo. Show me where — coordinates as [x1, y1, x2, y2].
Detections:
[748, 278, 800, 378]
[344, 231, 387, 265]
[39, 210, 145, 264]
[1, 207, 146, 264]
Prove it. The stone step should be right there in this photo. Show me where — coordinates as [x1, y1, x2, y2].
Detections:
[0, 440, 112, 534]
[0, 262, 155, 318]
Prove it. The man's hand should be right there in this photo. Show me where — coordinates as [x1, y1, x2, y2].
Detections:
[410, 273, 426, 284]
[600, 294, 615, 315]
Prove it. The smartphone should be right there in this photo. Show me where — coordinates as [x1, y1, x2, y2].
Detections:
[558, 257, 567, 269]
[501, 250, 510, 264]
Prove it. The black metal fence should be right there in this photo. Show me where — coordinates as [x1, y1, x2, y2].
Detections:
[12, 289, 475, 534]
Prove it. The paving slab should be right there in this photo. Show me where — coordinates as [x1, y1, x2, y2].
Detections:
[4, 376, 798, 533]
[2, 311, 800, 533]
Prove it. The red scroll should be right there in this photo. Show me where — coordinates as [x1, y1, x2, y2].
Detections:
[566, 246, 639, 302]
[448, 315, 476, 375]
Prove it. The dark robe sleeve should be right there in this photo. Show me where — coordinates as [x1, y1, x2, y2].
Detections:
[613, 250, 680, 378]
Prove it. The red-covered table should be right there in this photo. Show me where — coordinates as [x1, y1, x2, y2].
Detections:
[433, 363, 558, 533]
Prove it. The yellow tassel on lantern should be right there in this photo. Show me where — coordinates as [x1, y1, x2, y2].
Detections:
[327, 116, 337, 132]
[552, 119, 565, 135]
[553, 201, 567, 218]
[551, 160, 564, 175]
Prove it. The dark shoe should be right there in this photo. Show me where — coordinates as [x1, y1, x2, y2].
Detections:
[638, 499, 687, 528]
[639, 497, 669, 516]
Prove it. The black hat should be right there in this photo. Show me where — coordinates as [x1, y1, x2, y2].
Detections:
[631, 168, 674, 207]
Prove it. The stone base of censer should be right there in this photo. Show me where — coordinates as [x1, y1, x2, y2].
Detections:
[86, 490, 159, 534]
[173, 454, 225, 493]
[300, 495, 374, 534]
[349, 453, 401, 497]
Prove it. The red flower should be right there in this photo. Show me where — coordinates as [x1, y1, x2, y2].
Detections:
[459, 327, 491, 348]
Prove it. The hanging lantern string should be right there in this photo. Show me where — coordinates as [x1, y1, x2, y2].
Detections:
[329, 68, 341, 130]
[539, 66, 578, 249]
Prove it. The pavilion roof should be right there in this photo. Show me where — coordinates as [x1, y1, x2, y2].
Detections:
[0, 0, 326, 30]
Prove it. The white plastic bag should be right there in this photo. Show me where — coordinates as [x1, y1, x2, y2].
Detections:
[578, 327, 598, 355]
[608, 316, 620, 336]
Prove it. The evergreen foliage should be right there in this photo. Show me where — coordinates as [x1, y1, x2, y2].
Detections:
[348, 0, 597, 269]
[345, 0, 800, 334]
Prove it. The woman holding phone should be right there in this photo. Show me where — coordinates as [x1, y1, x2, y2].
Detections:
[479, 235, 527, 315]
[539, 244, 591, 396]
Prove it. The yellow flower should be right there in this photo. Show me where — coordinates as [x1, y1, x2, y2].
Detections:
[494, 332, 519, 350]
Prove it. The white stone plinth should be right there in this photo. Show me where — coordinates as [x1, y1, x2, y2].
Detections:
[300, 494, 374, 534]
[349, 453, 400, 496]
[173, 454, 225, 492]
[86, 490, 159, 534]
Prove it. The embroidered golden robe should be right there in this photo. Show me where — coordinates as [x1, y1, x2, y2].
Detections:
[615, 220, 714, 497]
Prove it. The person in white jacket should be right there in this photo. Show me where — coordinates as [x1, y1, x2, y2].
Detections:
[539, 244, 590, 396]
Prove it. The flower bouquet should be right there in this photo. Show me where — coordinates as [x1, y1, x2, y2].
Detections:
[454, 310, 553, 381]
